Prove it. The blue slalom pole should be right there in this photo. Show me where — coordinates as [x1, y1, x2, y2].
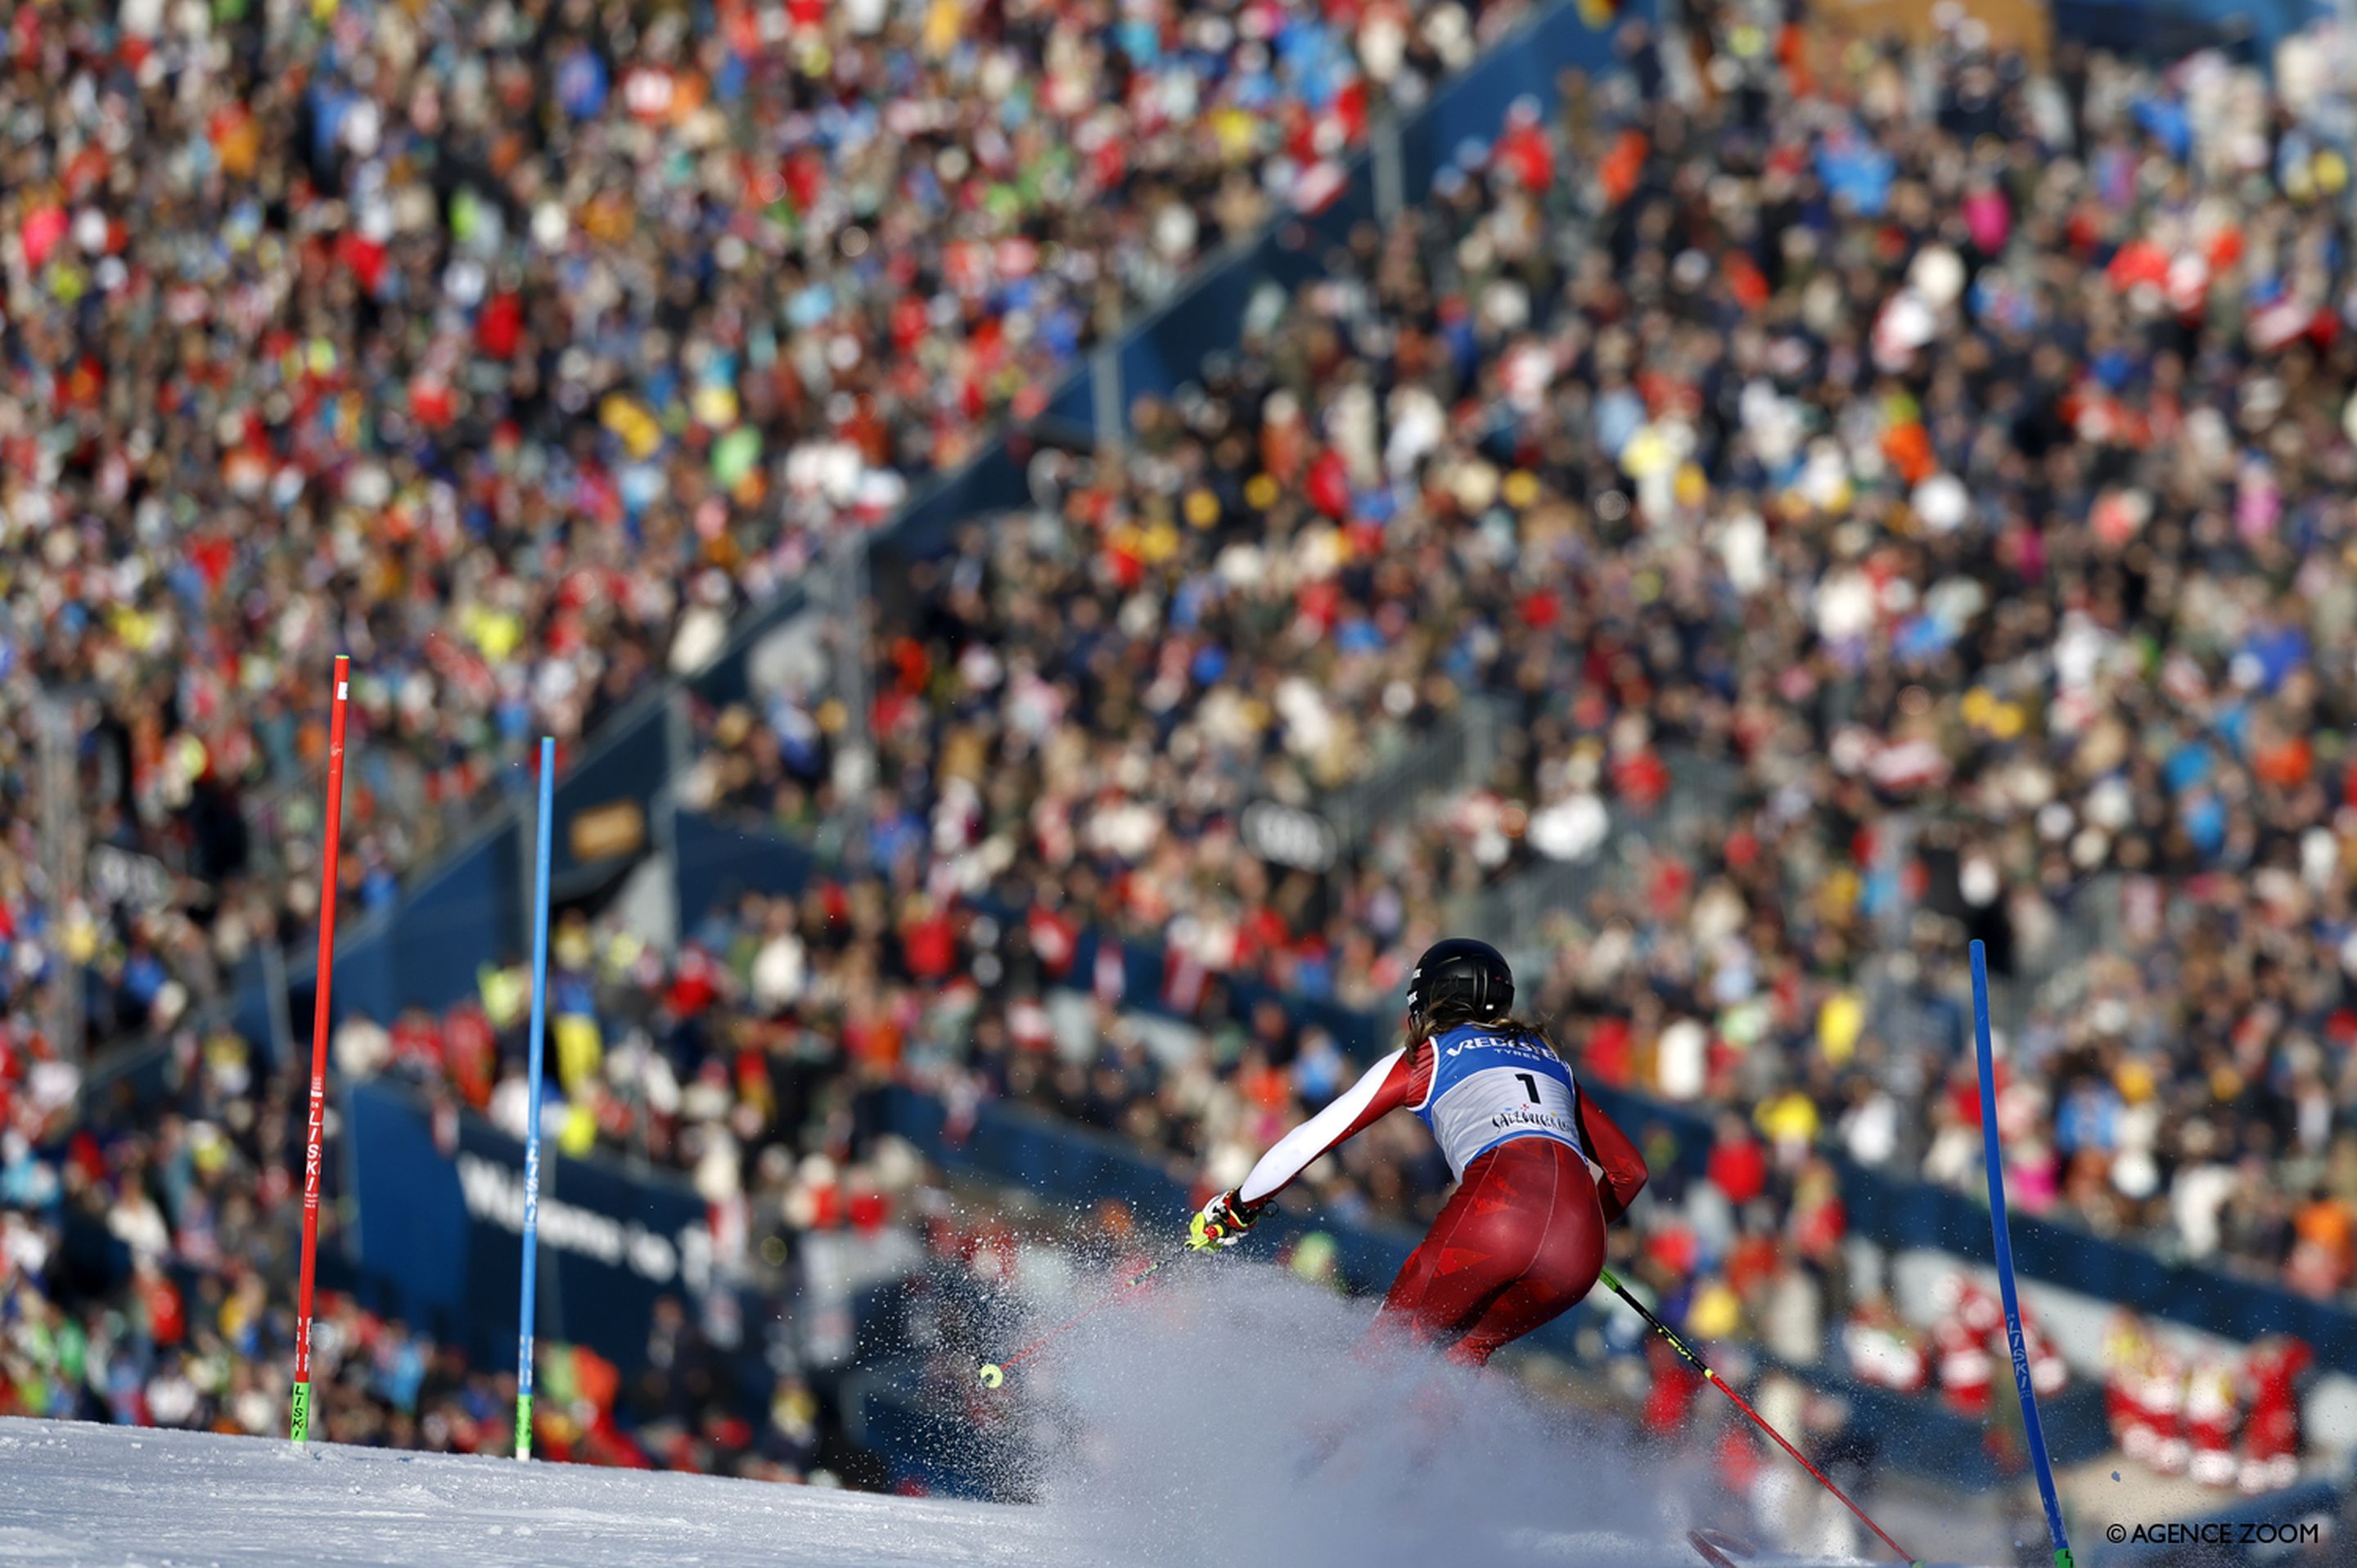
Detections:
[1970, 939, 2074, 1568]
[515, 737, 555, 1459]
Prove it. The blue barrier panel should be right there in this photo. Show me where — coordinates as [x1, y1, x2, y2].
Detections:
[868, 438, 1038, 563]
[1599, 1083, 2357, 1369]
[1836, 1146, 2357, 1366]
[856, 1394, 1003, 1499]
[1584, 1082, 1714, 1184]
[345, 1082, 472, 1340]
[883, 1086, 1198, 1229]
[687, 439, 1040, 714]
[385, 821, 524, 1012]
[1044, 361, 1095, 433]
[345, 1079, 711, 1374]
[218, 949, 273, 1061]
[672, 813, 817, 937]
[1111, 2, 1623, 413]
[682, 590, 807, 714]
[309, 909, 399, 1035]
[259, 818, 524, 1047]
[879, 1083, 1423, 1307]
[971, 912, 1386, 1057]
[550, 700, 673, 885]
[2053, 0, 2322, 55]
[1117, 225, 1311, 410]
[1399, 2, 1620, 201]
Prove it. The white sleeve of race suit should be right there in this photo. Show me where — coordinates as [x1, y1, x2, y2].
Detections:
[1237, 1048, 1408, 1207]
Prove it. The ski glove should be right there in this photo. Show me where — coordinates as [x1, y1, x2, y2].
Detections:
[1188, 1188, 1265, 1250]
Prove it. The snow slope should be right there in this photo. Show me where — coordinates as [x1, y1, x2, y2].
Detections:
[0, 1417, 1062, 1568]
[0, 1262, 1976, 1566]
[0, 1417, 1954, 1568]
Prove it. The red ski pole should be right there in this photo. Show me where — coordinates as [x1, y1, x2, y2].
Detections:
[289, 655, 351, 1443]
[1599, 1268, 1924, 1567]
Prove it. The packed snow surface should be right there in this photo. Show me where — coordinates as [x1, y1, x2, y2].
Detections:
[0, 1417, 1057, 1568]
[0, 1261, 1927, 1566]
[0, 1410, 1913, 1568]
[1, 1413, 1720, 1568]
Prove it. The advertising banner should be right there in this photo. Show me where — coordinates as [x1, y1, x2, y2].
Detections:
[344, 1081, 712, 1373]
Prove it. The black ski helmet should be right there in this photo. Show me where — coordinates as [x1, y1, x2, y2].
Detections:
[1407, 937, 1514, 1028]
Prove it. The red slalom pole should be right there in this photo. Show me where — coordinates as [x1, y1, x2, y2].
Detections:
[289, 654, 351, 1443]
[1599, 1268, 1923, 1567]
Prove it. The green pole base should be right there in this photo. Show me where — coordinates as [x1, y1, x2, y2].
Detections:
[515, 1393, 533, 1461]
[289, 1380, 312, 1444]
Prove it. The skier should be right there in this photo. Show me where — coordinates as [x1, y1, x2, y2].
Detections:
[1187, 938, 1648, 1365]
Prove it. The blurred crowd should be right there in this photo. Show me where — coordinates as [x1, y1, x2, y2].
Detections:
[696, 11, 2357, 1299]
[0, 1030, 502, 1450]
[1, 0, 1539, 1065]
[0, 990, 859, 1484]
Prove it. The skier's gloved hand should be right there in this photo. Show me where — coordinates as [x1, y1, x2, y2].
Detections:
[1188, 1188, 1264, 1250]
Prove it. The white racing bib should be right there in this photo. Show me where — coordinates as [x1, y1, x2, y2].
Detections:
[1413, 1025, 1587, 1181]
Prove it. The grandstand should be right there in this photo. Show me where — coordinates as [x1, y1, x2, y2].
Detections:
[11, 0, 2357, 1564]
